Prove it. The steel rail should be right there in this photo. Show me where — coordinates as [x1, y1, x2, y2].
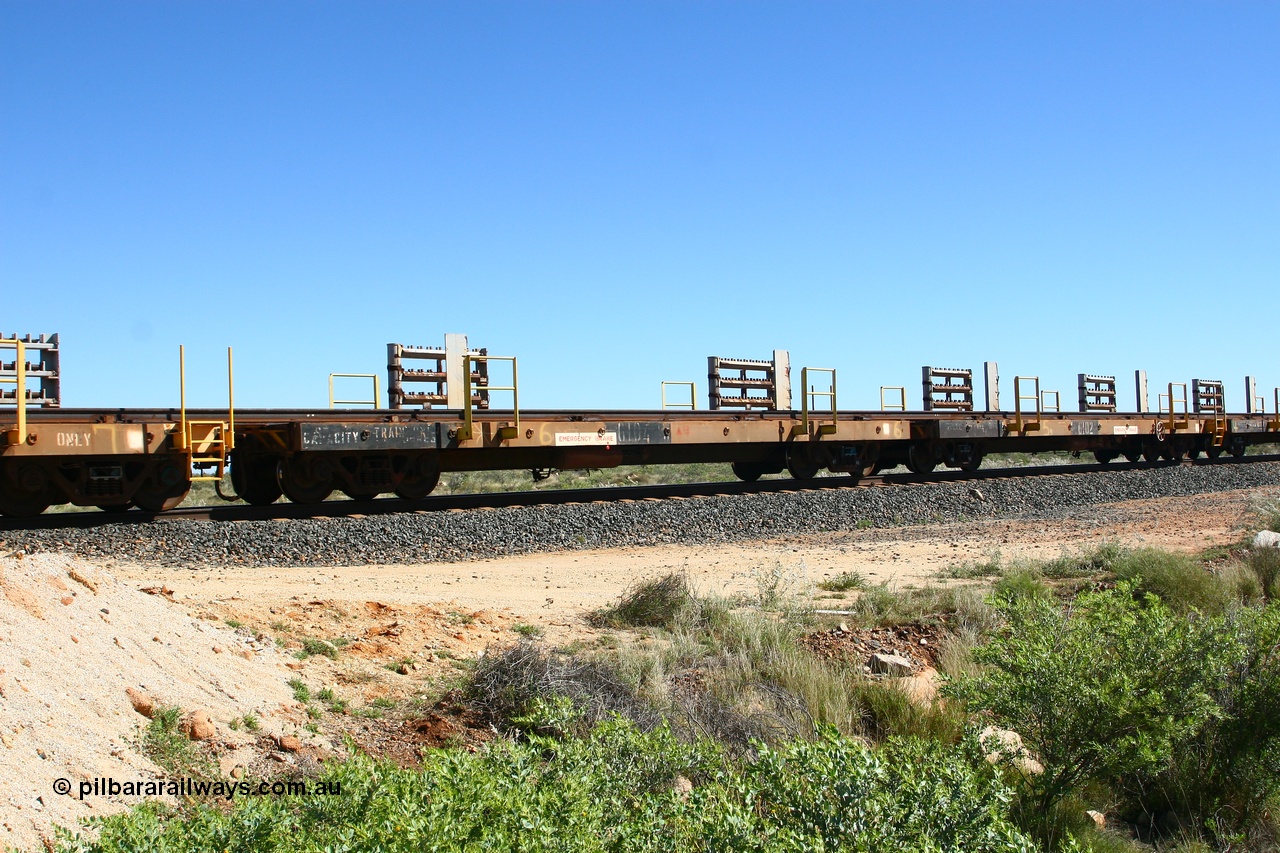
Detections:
[4, 454, 1277, 532]
[10, 407, 1271, 425]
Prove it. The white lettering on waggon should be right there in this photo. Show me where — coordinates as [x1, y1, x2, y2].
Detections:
[56, 431, 94, 447]
[554, 432, 618, 447]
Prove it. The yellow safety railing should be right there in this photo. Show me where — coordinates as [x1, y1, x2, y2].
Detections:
[0, 338, 27, 447]
[458, 354, 517, 441]
[1012, 376, 1042, 432]
[1198, 382, 1227, 447]
[793, 367, 837, 438]
[1041, 389, 1061, 413]
[1161, 382, 1189, 432]
[879, 386, 906, 412]
[661, 381, 696, 410]
[177, 346, 235, 481]
[329, 373, 380, 408]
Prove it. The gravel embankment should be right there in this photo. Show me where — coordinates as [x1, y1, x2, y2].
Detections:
[6, 463, 1280, 567]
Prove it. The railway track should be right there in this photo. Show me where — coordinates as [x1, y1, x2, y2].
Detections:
[6, 454, 1277, 532]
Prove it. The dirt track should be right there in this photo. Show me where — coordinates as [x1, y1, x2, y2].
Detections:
[115, 487, 1272, 653]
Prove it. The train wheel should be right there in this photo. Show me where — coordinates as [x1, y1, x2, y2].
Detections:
[1093, 449, 1118, 464]
[133, 486, 189, 513]
[0, 487, 52, 518]
[394, 459, 441, 500]
[786, 449, 820, 481]
[906, 444, 937, 475]
[1207, 445, 1224, 459]
[131, 462, 189, 512]
[0, 461, 56, 517]
[100, 503, 133, 513]
[342, 490, 379, 502]
[277, 458, 333, 504]
[231, 455, 282, 506]
[1229, 438, 1248, 459]
[1143, 442, 1165, 463]
[731, 460, 764, 483]
[958, 451, 984, 472]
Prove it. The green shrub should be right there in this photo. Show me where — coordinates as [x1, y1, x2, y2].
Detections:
[846, 678, 966, 744]
[1110, 548, 1232, 614]
[817, 570, 867, 591]
[135, 707, 215, 781]
[297, 637, 339, 659]
[992, 568, 1052, 602]
[1039, 542, 1130, 579]
[947, 584, 1226, 845]
[287, 678, 310, 703]
[68, 721, 1037, 853]
[1125, 603, 1280, 846]
[849, 581, 994, 629]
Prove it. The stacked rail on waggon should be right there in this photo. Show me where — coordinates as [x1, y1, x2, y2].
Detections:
[1, 333, 1277, 517]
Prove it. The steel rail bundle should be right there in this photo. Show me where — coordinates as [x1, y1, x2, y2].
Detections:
[1, 335, 1277, 518]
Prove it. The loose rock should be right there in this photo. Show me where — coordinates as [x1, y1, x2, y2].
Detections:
[1254, 530, 1280, 549]
[125, 687, 154, 718]
[7, 463, 1280, 567]
[870, 653, 914, 677]
[181, 710, 216, 741]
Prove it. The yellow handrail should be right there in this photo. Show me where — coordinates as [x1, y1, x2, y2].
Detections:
[794, 367, 837, 437]
[1163, 382, 1189, 432]
[879, 386, 906, 412]
[459, 354, 518, 441]
[661, 381, 696, 410]
[0, 338, 27, 446]
[177, 345, 235, 479]
[329, 373, 381, 408]
[1012, 376, 1041, 432]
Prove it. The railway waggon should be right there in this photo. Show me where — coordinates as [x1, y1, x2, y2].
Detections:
[1, 334, 1277, 518]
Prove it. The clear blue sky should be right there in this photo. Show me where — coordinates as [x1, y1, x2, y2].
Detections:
[2, 2, 1277, 412]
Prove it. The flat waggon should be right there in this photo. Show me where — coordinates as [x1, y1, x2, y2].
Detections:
[1, 334, 1276, 517]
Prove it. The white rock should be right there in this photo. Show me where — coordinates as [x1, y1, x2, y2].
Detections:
[870, 653, 914, 677]
[1253, 530, 1280, 549]
[979, 726, 1044, 775]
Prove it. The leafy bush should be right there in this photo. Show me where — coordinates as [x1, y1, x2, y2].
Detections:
[66, 721, 1037, 853]
[947, 584, 1225, 843]
[1124, 603, 1280, 846]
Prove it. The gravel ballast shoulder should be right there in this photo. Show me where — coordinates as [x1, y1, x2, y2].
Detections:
[6, 463, 1280, 568]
